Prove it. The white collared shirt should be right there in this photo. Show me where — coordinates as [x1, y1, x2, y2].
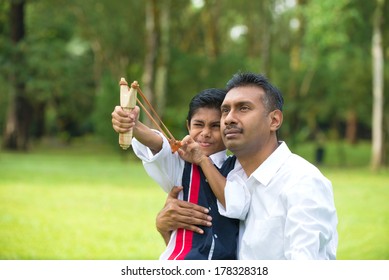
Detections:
[219, 141, 338, 260]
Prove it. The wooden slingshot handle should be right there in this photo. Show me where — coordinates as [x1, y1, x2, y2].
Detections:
[119, 78, 137, 150]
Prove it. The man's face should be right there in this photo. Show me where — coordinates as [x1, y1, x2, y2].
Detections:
[187, 107, 226, 156]
[220, 86, 272, 158]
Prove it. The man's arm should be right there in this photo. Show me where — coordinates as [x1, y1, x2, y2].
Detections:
[284, 176, 338, 259]
[156, 186, 213, 245]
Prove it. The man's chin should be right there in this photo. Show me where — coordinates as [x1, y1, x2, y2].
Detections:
[224, 141, 240, 152]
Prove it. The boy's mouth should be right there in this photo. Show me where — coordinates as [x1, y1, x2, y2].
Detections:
[198, 141, 212, 148]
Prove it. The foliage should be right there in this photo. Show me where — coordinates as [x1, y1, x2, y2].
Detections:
[0, 0, 388, 160]
[93, 73, 121, 146]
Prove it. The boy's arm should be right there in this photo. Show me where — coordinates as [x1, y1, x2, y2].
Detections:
[113, 105, 184, 193]
[198, 156, 227, 207]
[218, 171, 251, 220]
[178, 136, 227, 207]
[112, 105, 162, 154]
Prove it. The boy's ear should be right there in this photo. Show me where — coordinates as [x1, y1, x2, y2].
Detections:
[270, 109, 283, 131]
[186, 120, 190, 131]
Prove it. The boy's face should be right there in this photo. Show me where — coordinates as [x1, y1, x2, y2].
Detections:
[187, 107, 226, 156]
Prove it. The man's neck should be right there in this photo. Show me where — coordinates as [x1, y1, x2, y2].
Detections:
[238, 141, 279, 177]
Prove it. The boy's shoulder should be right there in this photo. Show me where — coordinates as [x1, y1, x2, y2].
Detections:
[220, 155, 237, 174]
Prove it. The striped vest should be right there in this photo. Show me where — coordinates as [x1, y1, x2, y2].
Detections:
[167, 156, 239, 260]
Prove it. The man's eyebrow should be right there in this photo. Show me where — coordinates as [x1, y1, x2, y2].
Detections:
[221, 101, 253, 108]
[236, 100, 254, 106]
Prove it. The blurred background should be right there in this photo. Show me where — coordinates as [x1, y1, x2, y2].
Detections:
[0, 0, 388, 260]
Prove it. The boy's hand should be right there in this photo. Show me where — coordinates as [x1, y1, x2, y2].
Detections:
[178, 135, 208, 165]
[111, 105, 140, 133]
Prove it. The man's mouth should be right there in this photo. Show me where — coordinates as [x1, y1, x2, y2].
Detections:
[224, 126, 243, 138]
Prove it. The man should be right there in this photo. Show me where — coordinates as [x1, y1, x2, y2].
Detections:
[157, 72, 338, 260]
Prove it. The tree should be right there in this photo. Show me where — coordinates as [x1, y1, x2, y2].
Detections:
[141, 0, 172, 128]
[154, 0, 171, 120]
[2, 0, 32, 150]
[0, 0, 387, 159]
[371, 0, 385, 170]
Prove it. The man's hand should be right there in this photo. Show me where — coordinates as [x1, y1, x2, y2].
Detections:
[156, 186, 212, 244]
[111, 105, 140, 133]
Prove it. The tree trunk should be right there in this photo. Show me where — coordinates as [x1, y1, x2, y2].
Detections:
[202, 0, 220, 58]
[345, 110, 358, 144]
[142, 0, 158, 128]
[154, 0, 170, 118]
[259, 0, 272, 76]
[2, 0, 32, 151]
[371, 0, 385, 170]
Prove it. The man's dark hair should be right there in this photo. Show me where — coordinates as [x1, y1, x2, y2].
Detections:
[187, 88, 227, 123]
[226, 72, 284, 113]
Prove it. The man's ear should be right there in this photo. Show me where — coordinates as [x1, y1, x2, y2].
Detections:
[270, 110, 283, 132]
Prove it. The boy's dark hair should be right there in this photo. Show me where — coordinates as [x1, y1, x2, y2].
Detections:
[187, 88, 226, 123]
[226, 72, 284, 113]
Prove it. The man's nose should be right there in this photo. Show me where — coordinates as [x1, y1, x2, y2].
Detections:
[223, 110, 236, 125]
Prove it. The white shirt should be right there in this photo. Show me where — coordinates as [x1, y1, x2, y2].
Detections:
[219, 142, 338, 260]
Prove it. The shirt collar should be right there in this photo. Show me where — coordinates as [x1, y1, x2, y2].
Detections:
[209, 150, 228, 169]
[249, 141, 291, 186]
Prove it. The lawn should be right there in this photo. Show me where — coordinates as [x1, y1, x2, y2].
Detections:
[0, 138, 388, 259]
[0, 139, 167, 259]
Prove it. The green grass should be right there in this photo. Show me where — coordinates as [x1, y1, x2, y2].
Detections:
[323, 167, 389, 259]
[0, 138, 388, 259]
[0, 139, 167, 259]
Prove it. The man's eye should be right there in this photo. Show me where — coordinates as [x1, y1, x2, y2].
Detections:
[240, 106, 249, 111]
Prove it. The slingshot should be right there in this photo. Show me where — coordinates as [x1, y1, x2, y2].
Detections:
[118, 78, 182, 153]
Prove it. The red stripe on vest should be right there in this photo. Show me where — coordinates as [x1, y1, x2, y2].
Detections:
[167, 165, 201, 260]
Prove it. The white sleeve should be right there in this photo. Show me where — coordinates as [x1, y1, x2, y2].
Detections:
[283, 176, 338, 260]
[132, 130, 184, 193]
[218, 172, 251, 220]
